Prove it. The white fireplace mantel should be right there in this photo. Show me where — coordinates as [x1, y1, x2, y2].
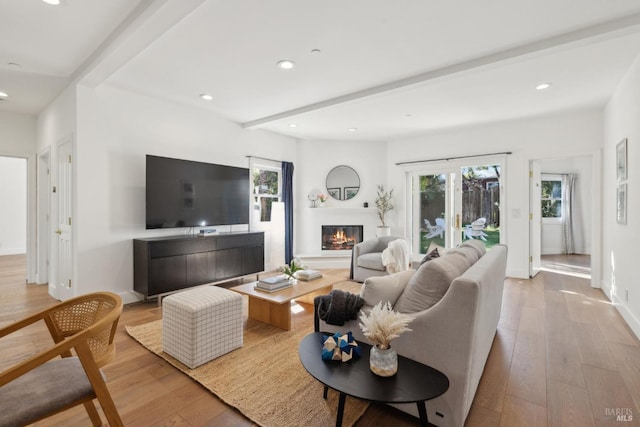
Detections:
[306, 207, 374, 214]
[295, 206, 378, 269]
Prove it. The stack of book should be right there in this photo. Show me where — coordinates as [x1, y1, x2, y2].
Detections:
[296, 269, 323, 281]
[255, 275, 292, 292]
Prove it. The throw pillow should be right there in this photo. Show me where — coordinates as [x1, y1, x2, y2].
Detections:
[359, 269, 414, 307]
[394, 253, 471, 313]
[419, 247, 440, 265]
[425, 241, 448, 256]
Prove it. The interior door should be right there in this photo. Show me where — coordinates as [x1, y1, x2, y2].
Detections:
[55, 141, 73, 301]
[38, 149, 51, 286]
[529, 161, 542, 277]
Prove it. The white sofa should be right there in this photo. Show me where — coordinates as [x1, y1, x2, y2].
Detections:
[319, 240, 508, 427]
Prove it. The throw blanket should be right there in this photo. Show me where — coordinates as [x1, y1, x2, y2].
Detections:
[381, 239, 410, 274]
[315, 290, 365, 326]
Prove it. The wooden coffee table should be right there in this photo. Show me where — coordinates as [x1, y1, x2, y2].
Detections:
[230, 274, 341, 330]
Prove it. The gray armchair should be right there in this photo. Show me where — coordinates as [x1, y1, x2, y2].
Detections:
[351, 235, 404, 282]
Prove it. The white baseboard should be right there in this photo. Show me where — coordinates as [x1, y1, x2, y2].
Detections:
[120, 290, 144, 305]
[296, 253, 351, 270]
[0, 248, 26, 256]
[506, 268, 530, 279]
[601, 280, 640, 341]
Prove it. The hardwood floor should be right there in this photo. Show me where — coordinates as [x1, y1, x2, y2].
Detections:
[541, 254, 591, 278]
[2, 255, 639, 426]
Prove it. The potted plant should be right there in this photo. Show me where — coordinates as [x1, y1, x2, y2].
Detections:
[359, 301, 413, 376]
[279, 258, 305, 282]
[375, 185, 394, 236]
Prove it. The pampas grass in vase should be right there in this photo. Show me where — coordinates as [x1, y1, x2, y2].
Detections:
[359, 301, 413, 376]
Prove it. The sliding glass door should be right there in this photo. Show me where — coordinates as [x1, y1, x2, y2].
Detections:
[408, 159, 503, 256]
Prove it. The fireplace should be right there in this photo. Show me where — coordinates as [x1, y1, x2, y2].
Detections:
[321, 225, 363, 251]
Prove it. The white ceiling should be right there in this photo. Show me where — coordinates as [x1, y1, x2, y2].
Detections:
[2, 0, 640, 142]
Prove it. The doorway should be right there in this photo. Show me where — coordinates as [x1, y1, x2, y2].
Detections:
[529, 155, 598, 283]
[0, 156, 27, 282]
[407, 156, 505, 257]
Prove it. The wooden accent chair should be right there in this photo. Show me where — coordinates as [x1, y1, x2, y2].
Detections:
[0, 292, 124, 426]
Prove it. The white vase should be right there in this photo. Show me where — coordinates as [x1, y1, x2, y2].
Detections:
[369, 345, 398, 377]
[376, 226, 391, 237]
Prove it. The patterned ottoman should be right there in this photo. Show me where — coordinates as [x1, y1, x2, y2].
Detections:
[162, 286, 243, 369]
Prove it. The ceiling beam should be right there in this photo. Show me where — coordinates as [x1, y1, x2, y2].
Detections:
[73, 0, 206, 88]
[242, 12, 640, 129]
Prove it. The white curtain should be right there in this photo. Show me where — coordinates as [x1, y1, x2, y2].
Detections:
[269, 202, 286, 271]
[561, 174, 576, 254]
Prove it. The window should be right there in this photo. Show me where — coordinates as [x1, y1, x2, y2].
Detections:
[252, 165, 280, 222]
[541, 175, 562, 219]
[486, 181, 499, 190]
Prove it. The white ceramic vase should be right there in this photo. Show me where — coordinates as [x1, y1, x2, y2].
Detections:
[376, 226, 391, 237]
[369, 345, 398, 377]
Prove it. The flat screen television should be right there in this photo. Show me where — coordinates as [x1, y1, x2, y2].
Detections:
[146, 155, 250, 229]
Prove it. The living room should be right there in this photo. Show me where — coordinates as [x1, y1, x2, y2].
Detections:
[1, 1, 640, 426]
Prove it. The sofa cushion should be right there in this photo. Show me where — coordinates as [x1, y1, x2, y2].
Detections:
[447, 245, 480, 265]
[460, 239, 486, 258]
[357, 252, 385, 271]
[360, 269, 415, 307]
[394, 252, 472, 313]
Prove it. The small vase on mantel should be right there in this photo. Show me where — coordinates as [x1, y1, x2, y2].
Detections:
[369, 345, 398, 377]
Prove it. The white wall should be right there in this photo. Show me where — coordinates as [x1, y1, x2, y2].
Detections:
[37, 86, 77, 153]
[539, 156, 592, 255]
[603, 53, 640, 338]
[0, 111, 37, 278]
[294, 139, 387, 262]
[72, 84, 297, 302]
[0, 157, 27, 255]
[0, 112, 37, 154]
[387, 109, 604, 279]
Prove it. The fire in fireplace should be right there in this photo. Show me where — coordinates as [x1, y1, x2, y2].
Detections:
[321, 225, 364, 251]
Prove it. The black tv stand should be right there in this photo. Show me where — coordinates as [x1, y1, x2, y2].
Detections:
[133, 231, 264, 298]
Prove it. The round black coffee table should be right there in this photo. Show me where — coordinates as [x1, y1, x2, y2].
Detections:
[299, 332, 449, 427]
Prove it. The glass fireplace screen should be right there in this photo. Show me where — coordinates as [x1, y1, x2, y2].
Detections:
[321, 225, 364, 251]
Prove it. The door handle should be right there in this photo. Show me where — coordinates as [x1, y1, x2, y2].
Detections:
[55, 229, 62, 235]
[455, 215, 460, 230]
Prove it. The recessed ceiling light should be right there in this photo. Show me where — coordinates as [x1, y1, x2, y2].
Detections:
[536, 82, 552, 90]
[42, 0, 61, 5]
[348, 128, 357, 132]
[0, 91, 8, 98]
[288, 123, 297, 128]
[200, 94, 213, 101]
[8, 62, 21, 68]
[277, 60, 295, 70]
[405, 113, 413, 118]
[311, 49, 321, 55]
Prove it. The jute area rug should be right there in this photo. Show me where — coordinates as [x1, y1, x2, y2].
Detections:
[126, 281, 367, 427]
